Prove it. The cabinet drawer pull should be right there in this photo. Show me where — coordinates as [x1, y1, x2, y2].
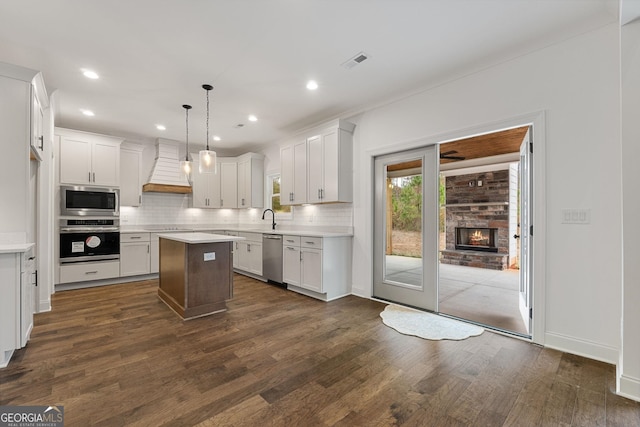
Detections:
[304, 241, 315, 245]
[130, 236, 141, 239]
[85, 271, 98, 275]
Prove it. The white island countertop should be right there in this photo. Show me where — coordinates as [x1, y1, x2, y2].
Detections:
[156, 232, 245, 244]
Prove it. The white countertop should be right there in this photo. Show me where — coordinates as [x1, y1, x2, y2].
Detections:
[122, 224, 353, 238]
[156, 232, 245, 244]
[0, 242, 34, 254]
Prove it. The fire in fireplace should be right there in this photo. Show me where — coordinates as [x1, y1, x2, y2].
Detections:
[455, 227, 498, 252]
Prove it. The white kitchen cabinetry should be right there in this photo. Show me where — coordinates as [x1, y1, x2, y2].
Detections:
[280, 140, 307, 205]
[120, 145, 144, 206]
[282, 235, 301, 286]
[57, 128, 122, 187]
[220, 159, 238, 208]
[283, 235, 352, 301]
[237, 153, 264, 208]
[235, 232, 262, 276]
[191, 160, 222, 208]
[59, 260, 120, 284]
[31, 87, 45, 161]
[0, 246, 36, 367]
[307, 122, 354, 203]
[0, 65, 49, 239]
[120, 233, 150, 276]
[226, 231, 240, 269]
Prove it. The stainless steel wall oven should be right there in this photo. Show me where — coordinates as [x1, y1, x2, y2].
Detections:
[59, 219, 120, 263]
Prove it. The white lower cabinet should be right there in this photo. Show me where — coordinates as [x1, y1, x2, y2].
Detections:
[120, 233, 150, 276]
[235, 232, 262, 276]
[0, 246, 36, 368]
[282, 235, 301, 286]
[225, 231, 240, 269]
[59, 260, 120, 284]
[283, 235, 352, 301]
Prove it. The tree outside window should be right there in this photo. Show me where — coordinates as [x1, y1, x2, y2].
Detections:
[268, 174, 291, 216]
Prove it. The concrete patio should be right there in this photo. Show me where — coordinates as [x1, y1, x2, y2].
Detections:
[384, 255, 527, 335]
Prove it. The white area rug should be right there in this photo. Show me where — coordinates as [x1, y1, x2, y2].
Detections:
[380, 305, 484, 341]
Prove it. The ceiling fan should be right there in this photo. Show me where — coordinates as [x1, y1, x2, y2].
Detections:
[439, 150, 465, 161]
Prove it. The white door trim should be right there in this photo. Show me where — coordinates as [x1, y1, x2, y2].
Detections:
[365, 110, 546, 345]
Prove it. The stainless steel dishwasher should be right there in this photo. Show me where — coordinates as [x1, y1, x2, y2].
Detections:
[262, 234, 283, 285]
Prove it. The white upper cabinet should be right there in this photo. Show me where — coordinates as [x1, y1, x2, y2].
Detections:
[0, 64, 49, 237]
[237, 152, 264, 208]
[280, 140, 307, 205]
[31, 85, 45, 161]
[307, 126, 354, 203]
[190, 153, 263, 210]
[191, 159, 221, 208]
[120, 144, 144, 206]
[281, 120, 354, 206]
[220, 159, 238, 209]
[57, 128, 122, 187]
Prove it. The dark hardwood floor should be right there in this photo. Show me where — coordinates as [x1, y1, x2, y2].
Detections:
[1, 274, 638, 426]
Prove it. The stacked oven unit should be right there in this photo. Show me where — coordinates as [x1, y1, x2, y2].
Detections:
[58, 186, 120, 275]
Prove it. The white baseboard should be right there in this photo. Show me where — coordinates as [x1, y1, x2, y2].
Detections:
[545, 331, 618, 365]
[350, 286, 369, 299]
[38, 300, 51, 313]
[618, 374, 640, 402]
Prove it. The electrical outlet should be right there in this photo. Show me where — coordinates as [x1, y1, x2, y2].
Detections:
[203, 252, 216, 261]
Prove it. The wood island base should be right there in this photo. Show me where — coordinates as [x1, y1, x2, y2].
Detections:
[157, 233, 242, 320]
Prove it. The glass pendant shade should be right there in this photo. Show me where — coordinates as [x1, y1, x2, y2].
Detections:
[199, 84, 217, 174]
[180, 158, 192, 177]
[199, 149, 217, 174]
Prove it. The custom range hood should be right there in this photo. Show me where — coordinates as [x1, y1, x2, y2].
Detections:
[142, 139, 192, 194]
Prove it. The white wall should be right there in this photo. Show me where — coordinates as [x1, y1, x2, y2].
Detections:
[620, 17, 640, 402]
[350, 23, 622, 363]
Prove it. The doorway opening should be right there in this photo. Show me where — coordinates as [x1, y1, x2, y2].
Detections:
[373, 125, 533, 338]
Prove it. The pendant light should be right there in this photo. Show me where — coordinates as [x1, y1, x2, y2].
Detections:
[180, 104, 193, 178]
[199, 84, 217, 174]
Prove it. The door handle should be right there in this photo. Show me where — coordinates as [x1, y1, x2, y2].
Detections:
[513, 234, 520, 239]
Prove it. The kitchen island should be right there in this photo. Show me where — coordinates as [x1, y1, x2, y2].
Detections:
[157, 232, 244, 320]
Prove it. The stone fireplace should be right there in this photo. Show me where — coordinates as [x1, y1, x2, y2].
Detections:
[440, 169, 516, 270]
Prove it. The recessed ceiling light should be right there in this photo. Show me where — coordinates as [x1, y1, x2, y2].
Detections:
[213, 135, 221, 141]
[248, 115, 258, 122]
[81, 109, 95, 116]
[156, 124, 166, 131]
[306, 80, 318, 90]
[82, 69, 99, 79]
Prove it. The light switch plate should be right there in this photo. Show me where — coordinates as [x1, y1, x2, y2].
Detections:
[203, 252, 216, 261]
[561, 209, 591, 224]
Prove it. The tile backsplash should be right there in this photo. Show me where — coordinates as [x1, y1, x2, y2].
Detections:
[120, 193, 353, 228]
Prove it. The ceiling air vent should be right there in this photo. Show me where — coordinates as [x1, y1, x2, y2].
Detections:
[341, 51, 370, 69]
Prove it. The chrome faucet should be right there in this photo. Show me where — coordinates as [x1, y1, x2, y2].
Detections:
[262, 209, 276, 230]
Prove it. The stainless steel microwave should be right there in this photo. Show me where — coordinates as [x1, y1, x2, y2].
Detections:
[60, 186, 119, 216]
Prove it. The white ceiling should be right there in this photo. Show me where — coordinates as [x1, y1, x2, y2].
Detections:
[0, 0, 618, 154]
